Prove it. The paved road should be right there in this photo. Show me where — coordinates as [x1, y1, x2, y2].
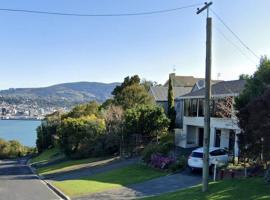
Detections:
[0, 158, 60, 200]
[74, 173, 201, 200]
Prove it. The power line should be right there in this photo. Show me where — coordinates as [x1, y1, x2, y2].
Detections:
[214, 25, 257, 64]
[0, 3, 203, 17]
[210, 9, 260, 59]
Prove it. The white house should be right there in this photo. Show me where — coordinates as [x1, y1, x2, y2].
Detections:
[175, 80, 246, 158]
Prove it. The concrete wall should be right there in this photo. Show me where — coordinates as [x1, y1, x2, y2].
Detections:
[176, 116, 241, 156]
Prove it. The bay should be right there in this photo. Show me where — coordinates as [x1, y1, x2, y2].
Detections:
[0, 120, 40, 147]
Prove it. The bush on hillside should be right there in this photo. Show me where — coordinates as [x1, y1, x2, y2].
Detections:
[0, 138, 34, 158]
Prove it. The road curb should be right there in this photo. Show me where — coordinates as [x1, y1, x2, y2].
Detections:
[28, 163, 70, 200]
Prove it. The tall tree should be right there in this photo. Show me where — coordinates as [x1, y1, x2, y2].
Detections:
[237, 88, 270, 162]
[167, 77, 175, 130]
[112, 75, 153, 109]
[235, 56, 270, 110]
[235, 56, 270, 163]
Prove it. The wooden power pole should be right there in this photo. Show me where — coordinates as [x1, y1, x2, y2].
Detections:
[196, 1, 213, 192]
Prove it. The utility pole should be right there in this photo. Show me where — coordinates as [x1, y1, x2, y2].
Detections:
[196, 1, 213, 192]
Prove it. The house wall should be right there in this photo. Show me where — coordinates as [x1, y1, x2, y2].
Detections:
[176, 116, 240, 156]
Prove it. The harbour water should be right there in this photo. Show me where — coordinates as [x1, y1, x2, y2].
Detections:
[0, 120, 40, 147]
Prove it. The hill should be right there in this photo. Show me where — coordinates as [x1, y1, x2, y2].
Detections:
[0, 82, 119, 108]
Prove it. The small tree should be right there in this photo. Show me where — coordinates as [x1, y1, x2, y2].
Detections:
[167, 77, 176, 130]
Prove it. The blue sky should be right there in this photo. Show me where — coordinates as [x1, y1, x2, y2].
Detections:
[0, 0, 269, 89]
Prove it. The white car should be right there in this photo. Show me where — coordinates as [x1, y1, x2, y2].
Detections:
[188, 147, 229, 170]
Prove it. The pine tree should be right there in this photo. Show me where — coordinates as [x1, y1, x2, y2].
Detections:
[167, 77, 176, 130]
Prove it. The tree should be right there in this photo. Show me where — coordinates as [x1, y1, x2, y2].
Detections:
[124, 104, 170, 138]
[141, 79, 159, 91]
[112, 75, 140, 97]
[63, 101, 100, 118]
[167, 77, 176, 130]
[235, 56, 270, 163]
[237, 88, 270, 162]
[36, 111, 62, 152]
[59, 115, 106, 158]
[235, 56, 270, 110]
[112, 75, 153, 109]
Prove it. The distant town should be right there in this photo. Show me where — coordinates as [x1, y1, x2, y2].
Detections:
[0, 101, 68, 120]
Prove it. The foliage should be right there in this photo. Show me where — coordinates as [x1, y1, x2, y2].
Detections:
[142, 143, 167, 163]
[167, 77, 176, 129]
[142, 178, 270, 200]
[141, 134, 173, 164]
[150, 153, 175, 169]
[0, 138, 34, 159]
[235, 57, 270, 162]
[59, 115, 106, 158]
[237, 88, 270, 161]
[112, 75, 153, 109]
[265, 167, 270, 184]
[235, 56, 270, 110]
[141, 79, 160, 91]
[36, 111, 62, 153]
[124, 104, 169, 137]
[53, 164, 167, 197]
[63, 101, 100, 118]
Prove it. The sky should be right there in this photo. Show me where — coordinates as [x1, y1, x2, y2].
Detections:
[0, 0, 269, 89]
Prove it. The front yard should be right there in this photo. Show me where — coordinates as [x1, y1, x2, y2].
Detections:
[142, 178, 270, 200]
[52, 164, 168, 197]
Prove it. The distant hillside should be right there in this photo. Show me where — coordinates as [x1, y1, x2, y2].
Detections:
[0, 82, 119, 107]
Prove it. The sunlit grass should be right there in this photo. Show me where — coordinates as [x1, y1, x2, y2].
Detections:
[37, 157, 107, 175]
[29, 147, 65, 165]
[142, 178, 270, 200]
[52, 164, 168, 197]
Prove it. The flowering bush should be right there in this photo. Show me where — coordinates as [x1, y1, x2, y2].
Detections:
[150, 153, 175, 169]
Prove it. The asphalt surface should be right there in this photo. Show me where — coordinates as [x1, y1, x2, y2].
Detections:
[0, 158, 60, 200]
[74, 172, 201, 200]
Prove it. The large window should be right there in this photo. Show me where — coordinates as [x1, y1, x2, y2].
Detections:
[198, 99, 204, 116]
[184, 99, 198, 117]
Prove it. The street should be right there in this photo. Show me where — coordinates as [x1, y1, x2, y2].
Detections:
[0, 158, 60, 200]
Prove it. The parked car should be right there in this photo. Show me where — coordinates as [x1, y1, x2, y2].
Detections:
[188, 147, 229, 171]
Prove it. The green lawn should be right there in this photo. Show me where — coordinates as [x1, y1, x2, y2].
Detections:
[29, 147, 65, 165]
[53, 164, 168, 197]
[142, 178, 270, 200]
[37, 157, 106, 175]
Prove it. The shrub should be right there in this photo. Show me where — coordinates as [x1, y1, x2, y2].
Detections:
[142, 144, 161, 163]
[168, 156, 187, 173]
[150, 153, 175, 169]
[265, 167, 270, 184]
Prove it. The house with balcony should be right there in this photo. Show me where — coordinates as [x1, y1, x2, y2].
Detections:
[175, 79, 246, 158]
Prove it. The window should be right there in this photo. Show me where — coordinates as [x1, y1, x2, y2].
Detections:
[191, 152, 203, 158]
[191, 99, 198, 116]
[215, 129, 221, 147]
[198, 99, 204, 116]
[210, 149, 227, 156]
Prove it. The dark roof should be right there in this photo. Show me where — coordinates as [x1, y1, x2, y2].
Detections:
[150, 86, 192, 101]
[178, 80, 246, 98]
[164, 75, 204, 87]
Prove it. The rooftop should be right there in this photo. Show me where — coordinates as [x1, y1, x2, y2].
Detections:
[150, 86, 191, 101]
[178, 79, 246, 99]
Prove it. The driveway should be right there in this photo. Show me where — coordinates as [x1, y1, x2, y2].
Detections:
[73, 172, 201, 200]
[46, 158, 139, 181]
[0, 158, 60, 200]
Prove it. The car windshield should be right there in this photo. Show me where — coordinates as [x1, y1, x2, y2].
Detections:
[191, 152, 203, 158]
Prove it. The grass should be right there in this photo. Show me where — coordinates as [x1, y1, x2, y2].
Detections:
[142, 178, 270, 200]
[29, 147, 65, 165]
[37, 157, 106, 175]
[52, 164, 168, 197]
